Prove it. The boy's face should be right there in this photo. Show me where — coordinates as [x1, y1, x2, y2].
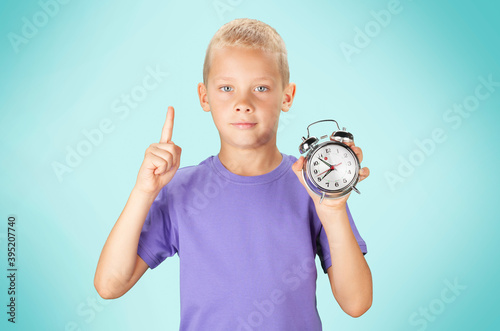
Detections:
[198, 46, 295, 151]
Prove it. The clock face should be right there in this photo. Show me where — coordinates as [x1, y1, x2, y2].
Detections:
[308, 143, 358, 191]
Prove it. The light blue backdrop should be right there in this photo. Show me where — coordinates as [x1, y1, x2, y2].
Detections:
[1, 0, 499, 330]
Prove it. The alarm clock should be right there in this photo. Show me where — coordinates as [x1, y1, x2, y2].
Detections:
[298, 119, 361, 203]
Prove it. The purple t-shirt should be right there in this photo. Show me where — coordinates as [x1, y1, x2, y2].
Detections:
[137, 152, 367, 330]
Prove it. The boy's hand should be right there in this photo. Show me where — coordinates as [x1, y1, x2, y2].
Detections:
[134, 106, 182, 196]
[292, 141, 370, 212]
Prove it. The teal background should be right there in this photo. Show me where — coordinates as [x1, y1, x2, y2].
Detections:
[1, 0, 499, 330]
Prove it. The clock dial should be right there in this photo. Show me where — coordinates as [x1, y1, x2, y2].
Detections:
[309, 144, 358, 191]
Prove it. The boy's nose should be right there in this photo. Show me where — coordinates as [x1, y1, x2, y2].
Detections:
[235, 106, 252, 112]
[234, 92, 254, 113]
[234, 100, 253, 113]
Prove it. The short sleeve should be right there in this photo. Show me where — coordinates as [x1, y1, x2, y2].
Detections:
[137, 186, 179, 269]
[316, 203, 367, 274]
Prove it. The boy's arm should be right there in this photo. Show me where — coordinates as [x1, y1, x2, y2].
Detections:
[291, 140, 372, 317]
[94, 188, 157, 299]
[94, 106, 182, 299]
[320, 209, 372, 317]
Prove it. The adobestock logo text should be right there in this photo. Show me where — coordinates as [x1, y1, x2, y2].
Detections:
[51, 65, 169, 183]
[409, 277, 466, 331]
[7, 0, 72, 54]
[385, 74, 499, 192]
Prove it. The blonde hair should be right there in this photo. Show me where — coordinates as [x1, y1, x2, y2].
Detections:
[203, 18, 289, 90]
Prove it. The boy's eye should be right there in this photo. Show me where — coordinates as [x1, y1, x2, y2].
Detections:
[220, 86, 233, 92]
[219, 86, 269, 92]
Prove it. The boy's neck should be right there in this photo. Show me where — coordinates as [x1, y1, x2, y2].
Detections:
[217, 145, 283, 176]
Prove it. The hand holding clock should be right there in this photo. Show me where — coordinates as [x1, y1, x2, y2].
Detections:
[292, 139, 370, 211]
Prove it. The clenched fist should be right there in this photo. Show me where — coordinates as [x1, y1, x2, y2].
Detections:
[135, 106, 182, 195]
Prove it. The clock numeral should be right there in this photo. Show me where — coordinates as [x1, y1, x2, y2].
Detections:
[347, 161, 351, 166]
[317, 177, 322, 182]
[326, 182, 330, 187]
[343, 153, 348, 158]
[335, 182, 339, 187]
[313, 161, 319, 166]
[336, 148, 339, 153]
[343, 178, 347, 183]
[348, 170, 351, 174]
[314, 169, 318, 174]
[326, 148, 331, 153]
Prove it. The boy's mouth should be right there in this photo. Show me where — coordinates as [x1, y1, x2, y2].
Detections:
[231, 123, 257, 129]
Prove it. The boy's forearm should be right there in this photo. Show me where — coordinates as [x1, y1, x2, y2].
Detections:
[94, 186, 158, 296]
[317, 208, 372, 316]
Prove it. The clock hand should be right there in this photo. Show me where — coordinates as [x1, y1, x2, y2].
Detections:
[321, 169, 333, 180]
[318, 162, 342, 176]
[318, 167, 333, 176]
[317, 157, 332, 167]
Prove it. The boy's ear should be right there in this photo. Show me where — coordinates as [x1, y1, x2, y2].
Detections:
[281, 82, 296, 112]
[197, 82, 211, 112]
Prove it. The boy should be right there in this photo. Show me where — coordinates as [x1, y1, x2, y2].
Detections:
[94, 18, 372, 330]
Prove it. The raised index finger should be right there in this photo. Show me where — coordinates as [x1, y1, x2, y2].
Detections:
[160, 106, 175, 143]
